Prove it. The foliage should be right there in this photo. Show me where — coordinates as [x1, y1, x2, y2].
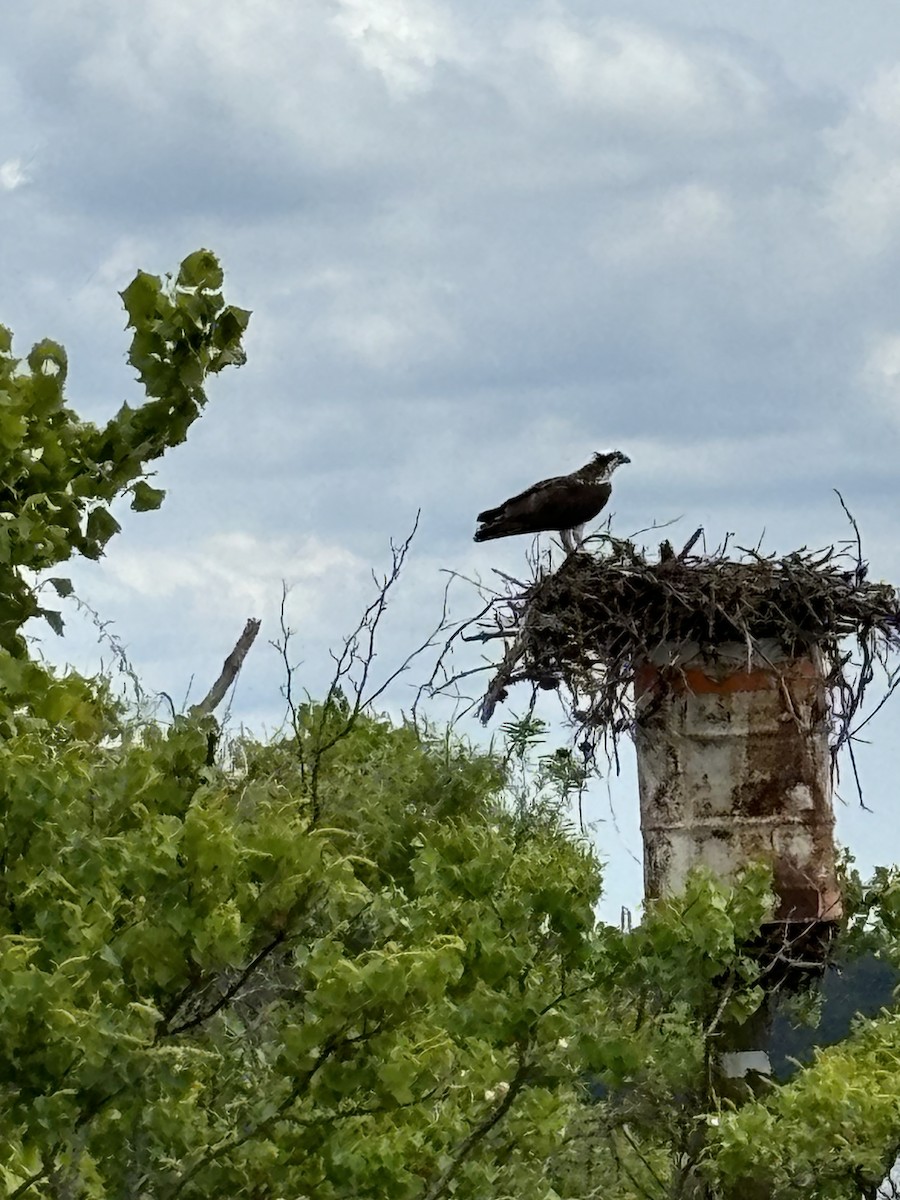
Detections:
[707, 1011, 900, 1199]
[11, 674, 881, 1200]
[543, 865, 777, 1200]
[0, 701, 616, 1198]
[696, 859, 900, 1200]
[0, 247, 249, 672]
[499, 712, 590, 823]
[547, 855, 900, 1200]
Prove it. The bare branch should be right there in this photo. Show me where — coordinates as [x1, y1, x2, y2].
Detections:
[363, 562, 454, 710]
[158, 929, 287, 1039]
[834, 488, 863, 576]
[190, 618, 261, 717]
[305, 513, 422, 816]
[678, 526, 703, 560]
[411, 594, 499, 725]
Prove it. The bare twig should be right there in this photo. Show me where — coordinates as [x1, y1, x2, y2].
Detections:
[302, 513, 426, 817]
[364, 564, 455, 711]
[618, 1124, 668, 1197]
[834, 489, 863, 578]
[678, 527, 703, 560]
[410, 594, 498, 725]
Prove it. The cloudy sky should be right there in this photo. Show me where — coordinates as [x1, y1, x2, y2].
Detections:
[5, 0, 900, 917]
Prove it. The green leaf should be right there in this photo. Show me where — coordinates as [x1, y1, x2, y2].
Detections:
[49, 578, 73, 598]
[177, 249, 224, 292]
[131, 481, 166, 512]
[218, 305, 252, 337]
[120, 271, 162, 327]
[39, 608, 64, 636]
[85, 506, 121, 548]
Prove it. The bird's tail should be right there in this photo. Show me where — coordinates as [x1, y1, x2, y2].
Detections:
[474, 517, 536, 541]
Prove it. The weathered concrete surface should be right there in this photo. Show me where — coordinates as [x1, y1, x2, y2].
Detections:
[635, 640, 841, 923]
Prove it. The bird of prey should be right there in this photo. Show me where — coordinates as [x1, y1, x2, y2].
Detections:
[474, 450, 630, 553]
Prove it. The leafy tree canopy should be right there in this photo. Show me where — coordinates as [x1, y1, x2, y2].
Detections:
[0, 703, 607, 1197]
[0, 249, 249, 728]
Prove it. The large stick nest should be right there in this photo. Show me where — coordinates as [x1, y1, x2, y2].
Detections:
[477, 529, 900, 773]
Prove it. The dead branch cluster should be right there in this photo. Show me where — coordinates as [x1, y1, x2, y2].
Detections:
[474, 529, 900, 768]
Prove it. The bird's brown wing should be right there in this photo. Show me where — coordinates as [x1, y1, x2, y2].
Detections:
[476, 473, 568, 523]
[475, 478, 612, 541]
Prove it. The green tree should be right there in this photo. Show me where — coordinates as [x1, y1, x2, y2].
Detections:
[0, 248, 249, 726]
[542, 865, 900, 1200]
[0, 703, 616, 1197]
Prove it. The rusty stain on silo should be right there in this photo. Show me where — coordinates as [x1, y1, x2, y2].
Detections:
[634, 639, 841, 923]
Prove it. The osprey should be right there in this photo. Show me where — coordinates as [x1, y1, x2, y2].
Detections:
[474, 450, 630, 553]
